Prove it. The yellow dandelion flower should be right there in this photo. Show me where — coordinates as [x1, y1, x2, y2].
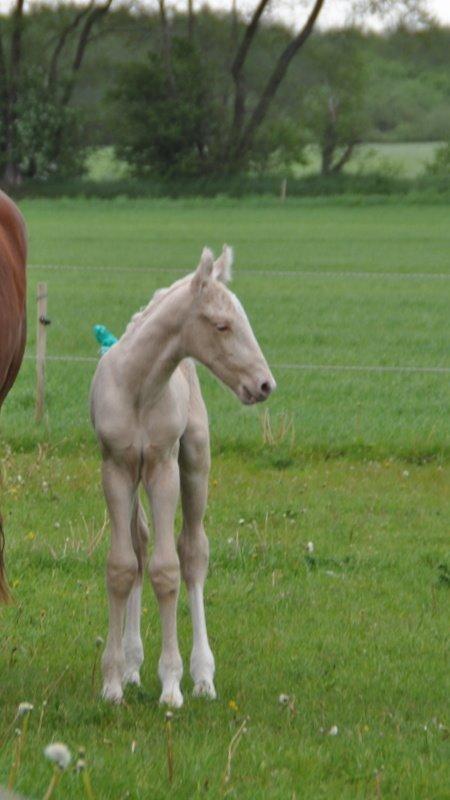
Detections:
[228, 700, 238, 712]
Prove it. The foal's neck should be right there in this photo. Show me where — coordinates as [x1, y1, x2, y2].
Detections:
[118, 282, 191, 401]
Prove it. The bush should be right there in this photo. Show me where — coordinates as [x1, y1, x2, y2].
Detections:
[111, 39, 222, 177]
[0, 68, 86, 180]
[424, 142, 450, 177]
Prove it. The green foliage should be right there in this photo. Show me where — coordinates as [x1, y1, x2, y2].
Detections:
[425, 141, 450, 176]
[9, 68, 86, 179]
[300, 32, 370, 175]
[363, 25, 450, 142]
[249, 118, 306, 174]
[111, 38, 222, 176]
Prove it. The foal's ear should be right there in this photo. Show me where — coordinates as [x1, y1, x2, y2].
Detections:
[213, 244, 233, 284]
[192, 247, 214, 294]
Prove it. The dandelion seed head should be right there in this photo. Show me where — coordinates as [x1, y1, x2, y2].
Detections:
[165, 711, 173, 721]
[278, 694, 290, 705]
[306, 541, 314, 554]
[18, 701, 34, 715]
[44, 742, 72, 770]
[328, 725, 339, 736]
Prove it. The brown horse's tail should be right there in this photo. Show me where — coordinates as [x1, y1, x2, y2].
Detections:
[0, 514, 11, 603]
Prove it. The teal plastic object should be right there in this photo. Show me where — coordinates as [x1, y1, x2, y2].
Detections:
[93, 324, 118, 356]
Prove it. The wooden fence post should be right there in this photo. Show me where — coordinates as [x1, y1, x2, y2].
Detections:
[35, 282, 48, 423]
[280, 178, 287, 202]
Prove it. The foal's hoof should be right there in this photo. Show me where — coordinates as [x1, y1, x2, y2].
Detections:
[193, 680, 217, 700]
[159, 685, 184, 709]
[102, 681, 123, 704]
[123, 669, 141, 687]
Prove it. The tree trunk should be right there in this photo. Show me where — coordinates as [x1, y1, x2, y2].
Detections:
[330, 142, 356, 174]
[321, 121, 336, 176]
[158, 0, 175, 93]
[228, 0, 270, 155]
[187, 0, 194, 41]
[232, 0, 326, 164]
[51, 0, 113, 165]
[2, 0, 24, 185]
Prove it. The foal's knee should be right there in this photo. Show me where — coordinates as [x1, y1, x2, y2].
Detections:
[107, 553, 139, 598]
[149, 555, 180, 598]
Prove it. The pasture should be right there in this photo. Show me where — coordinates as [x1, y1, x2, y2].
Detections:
[1, 198, 449, 798]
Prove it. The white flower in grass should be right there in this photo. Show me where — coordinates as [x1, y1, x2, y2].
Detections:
[328, 725, 339, 736]
[44, 742, 72, 770]
[278, 694, 290, 705]
[18, 701, 34, 715]
[306, 541, 314, 554]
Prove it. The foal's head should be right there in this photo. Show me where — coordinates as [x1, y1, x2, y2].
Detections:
[183, 246, 276, 405]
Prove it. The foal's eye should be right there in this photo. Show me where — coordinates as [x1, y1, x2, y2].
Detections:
[216, 322, 229, 332]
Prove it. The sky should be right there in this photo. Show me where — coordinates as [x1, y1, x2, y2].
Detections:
[0, 0, 449, 29]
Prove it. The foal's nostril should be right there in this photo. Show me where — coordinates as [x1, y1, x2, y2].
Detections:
[260, 381, 271, 397]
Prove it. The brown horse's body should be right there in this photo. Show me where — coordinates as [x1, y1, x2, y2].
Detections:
[0, 190, 27, 602]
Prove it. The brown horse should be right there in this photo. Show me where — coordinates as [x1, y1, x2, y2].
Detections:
[0, 190, 27, 602]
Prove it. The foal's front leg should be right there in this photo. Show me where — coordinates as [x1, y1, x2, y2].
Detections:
[101, 459, 138, 703]
[144, 453, 183, 708]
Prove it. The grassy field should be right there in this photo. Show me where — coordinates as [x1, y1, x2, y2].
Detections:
[1, 198, 449, 798]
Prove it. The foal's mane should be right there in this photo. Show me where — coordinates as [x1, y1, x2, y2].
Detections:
[121, 273, 193, 342]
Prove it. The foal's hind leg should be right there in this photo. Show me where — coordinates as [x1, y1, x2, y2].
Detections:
[123, 499, 149, 686]
[178, 413, 216, 699]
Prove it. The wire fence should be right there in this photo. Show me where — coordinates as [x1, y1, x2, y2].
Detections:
[23, 354, 450, 375]
[29, 264, 450, 281]
[24, 263, 450, 379]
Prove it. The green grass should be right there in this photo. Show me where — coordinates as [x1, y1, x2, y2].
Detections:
[1, 197, 449, 798]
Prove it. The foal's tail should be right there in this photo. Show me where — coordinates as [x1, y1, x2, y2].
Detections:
[0, 514, 11, 603]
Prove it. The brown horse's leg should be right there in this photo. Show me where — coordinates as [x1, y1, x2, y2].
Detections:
[0, 512, 11, 603]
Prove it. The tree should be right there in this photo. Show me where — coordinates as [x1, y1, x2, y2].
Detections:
[224, 0, 427, 169]
[300, 32, 369, 175]
[111, 37, 222, 176]
[0, 0, 114, 184]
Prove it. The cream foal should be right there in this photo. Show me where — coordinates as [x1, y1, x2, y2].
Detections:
[90, 246, 275, 707]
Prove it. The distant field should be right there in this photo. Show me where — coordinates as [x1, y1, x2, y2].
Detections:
[298, 142, 442, 179]
[1, 197, 449, 799]
[86, 142, 442, 182]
